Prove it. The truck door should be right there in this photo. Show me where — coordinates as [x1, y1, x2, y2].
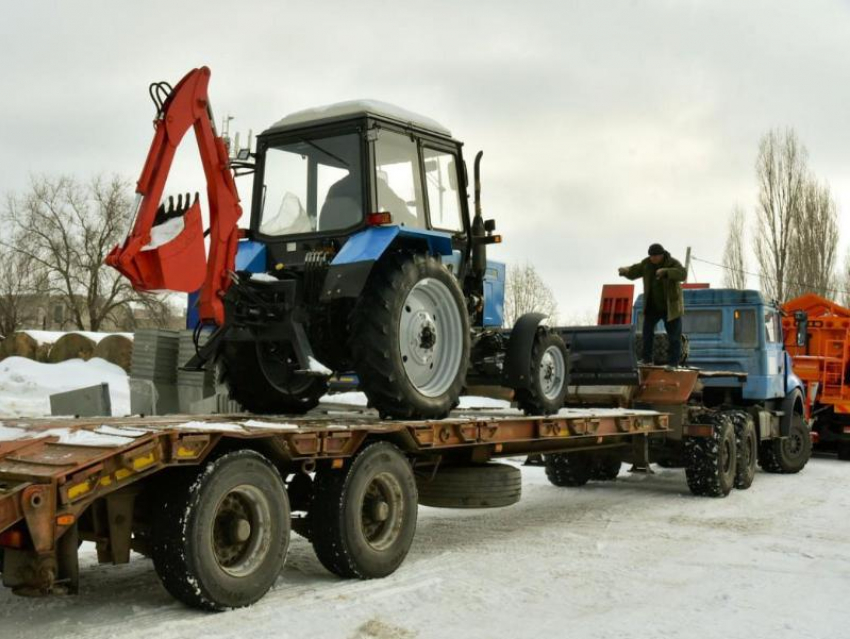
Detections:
[764, 309, 785, 397]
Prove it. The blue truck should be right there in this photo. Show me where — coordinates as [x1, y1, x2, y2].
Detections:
[557, 287, 811, 497]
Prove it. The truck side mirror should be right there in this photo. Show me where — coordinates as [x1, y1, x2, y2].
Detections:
[484, 219, 496, 233]
[794, 310, 808, 348]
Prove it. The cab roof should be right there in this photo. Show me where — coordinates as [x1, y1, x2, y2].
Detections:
[265, 100, 452, 137]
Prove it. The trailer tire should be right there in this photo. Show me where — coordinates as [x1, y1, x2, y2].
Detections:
[311, 442, 417, 579]
[416, 463, 522, 508]
[589, 453, 622, 481]
[218, 340, 327, 415]
[685, 410, 736, 497]
[350, 252, 469, 420]
[726, 410, 757, 490]
[150, 450, 290, 610]
[544, 452, 593, 487]
[758, 414, 811, 474]
[515, 330, 568, 416]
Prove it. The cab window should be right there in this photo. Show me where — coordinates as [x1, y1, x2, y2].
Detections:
[423, 148, 463, 232]
[374, 130, 425, 228]
[764, 311, 780, 343]
[733, 309, 757, 346]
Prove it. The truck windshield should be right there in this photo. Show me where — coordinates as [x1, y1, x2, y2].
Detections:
[258, 132, 362, 236]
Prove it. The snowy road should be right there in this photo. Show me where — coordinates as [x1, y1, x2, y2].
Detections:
[2, 458, 848, 639]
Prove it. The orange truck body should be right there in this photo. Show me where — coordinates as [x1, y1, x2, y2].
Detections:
[781, 293, 850, 457]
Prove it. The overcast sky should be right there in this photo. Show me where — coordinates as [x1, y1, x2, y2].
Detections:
[2, 0, 849, 319]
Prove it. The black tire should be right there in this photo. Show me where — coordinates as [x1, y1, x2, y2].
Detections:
[634, 333, 689, 365]
[838, 440, 850, 461]
[515, 330, 568, 416]
[758, 413, 811, 474]
[544, 452, 593, 487]
[311, 442, 418, 579]
[726, 410, 757, 490]
[218, 340, 327, 414]
[151, 450, 290, 610]
[589, 453, 622, 481]
[349, 252, 470, 419]
[416, 463, 522, 508]
[685, 410, 736, 497]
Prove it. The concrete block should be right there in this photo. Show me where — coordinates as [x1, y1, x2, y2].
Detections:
[50, 383, 112, 417]
[130, 378, 179, 416]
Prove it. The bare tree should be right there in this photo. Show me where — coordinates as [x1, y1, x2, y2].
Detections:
[0, 247, 49, 336]
[839, 249, 850, 309]
[785, 177, 839, 299]
[722, 205, 747, 289]
[504, 262, 558, 327]
[753, 128, 807, 301]
[3, 175, 173, 331]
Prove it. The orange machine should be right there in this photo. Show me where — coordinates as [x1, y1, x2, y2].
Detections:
[782, 293, 850, 458]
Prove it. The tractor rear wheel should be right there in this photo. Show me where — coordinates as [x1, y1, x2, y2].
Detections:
[350, 252, 469, 419]
[218, 340, 327, 414]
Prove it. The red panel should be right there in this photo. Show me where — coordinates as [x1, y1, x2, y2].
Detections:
[597, 284, 634, 325]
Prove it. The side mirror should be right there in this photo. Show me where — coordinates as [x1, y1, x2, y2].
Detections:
[794, 310, 808, 348]
[236, 148, 252, 161]
[484, 219, 496, 233]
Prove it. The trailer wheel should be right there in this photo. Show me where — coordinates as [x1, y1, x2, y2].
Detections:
[416, 463, 522, 508]
[758, 414, 811, 474]
[515, 330, 568, 415]
[544, 452, 593, 487]
[350, 253, 470, 420]
[311, 442, 417, 579]
[151, 450, 290, 610]
[218, 340, 327, 414]
[589, 453, 622, 481]
[685, 410, 736, 497]
[726, 410, 757, 490]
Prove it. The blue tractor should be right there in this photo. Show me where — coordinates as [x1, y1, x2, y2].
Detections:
[193, 101, 568, 419]
[634, 288, 812, 474]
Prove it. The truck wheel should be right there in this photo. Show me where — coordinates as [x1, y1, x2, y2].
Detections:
[350, 253, 469, 419]
[416, 463, 522, 508]
[515, 331, 568, 415]
[218, 340, 327, 414]
[685, 411, 736, 497]
[726, 410, 757, 490]
[544, 452, 593, 487]
[151, 450, 290, 610]
[589, 453, 621, 481]
[311, 442, 417, 579]
[758, 414, 811, 474]
[838, 441, 850, 461]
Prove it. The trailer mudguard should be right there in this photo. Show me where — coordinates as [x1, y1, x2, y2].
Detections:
[504, 312, 547, 388]
[320, 226, 454, 300]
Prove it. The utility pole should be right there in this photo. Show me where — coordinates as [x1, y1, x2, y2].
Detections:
[684, 246, 692, 282]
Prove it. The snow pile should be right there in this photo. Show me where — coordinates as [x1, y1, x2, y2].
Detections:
[22, 330, 133, 344]
[0, 356, 130, 417]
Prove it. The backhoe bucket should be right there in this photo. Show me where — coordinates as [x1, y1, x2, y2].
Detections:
[111, 197, 207, 292]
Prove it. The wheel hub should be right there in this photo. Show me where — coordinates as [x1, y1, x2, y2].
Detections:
[361, 473, 404, 551]
[212, 486, 272, 578]
[538, 345, 566, 400]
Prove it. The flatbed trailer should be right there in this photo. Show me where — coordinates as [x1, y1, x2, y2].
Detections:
[0, 406, 669, 610]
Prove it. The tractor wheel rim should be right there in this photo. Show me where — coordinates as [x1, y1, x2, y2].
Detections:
[211, 484, 273, 578]
[539, 344, 566, 401]
[360, 472, 405, 551]
[399, 277, 463, 397]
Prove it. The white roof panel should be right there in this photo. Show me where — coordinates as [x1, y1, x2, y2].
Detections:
[268, 100, 451, 136]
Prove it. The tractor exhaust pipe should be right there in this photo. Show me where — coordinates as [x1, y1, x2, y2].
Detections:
[472, 151, 486, 278]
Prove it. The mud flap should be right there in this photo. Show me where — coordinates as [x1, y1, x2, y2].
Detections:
[503, 313, 547, 388]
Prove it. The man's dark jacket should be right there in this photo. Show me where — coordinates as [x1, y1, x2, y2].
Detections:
[623, 253, 687, 321]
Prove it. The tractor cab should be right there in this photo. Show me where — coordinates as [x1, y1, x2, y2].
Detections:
[248, 101, 472, 271]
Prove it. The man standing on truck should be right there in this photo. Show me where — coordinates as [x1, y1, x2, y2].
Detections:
[618, 243, 687, 366]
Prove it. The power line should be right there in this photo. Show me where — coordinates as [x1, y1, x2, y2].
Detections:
[691, 255, 850, 299]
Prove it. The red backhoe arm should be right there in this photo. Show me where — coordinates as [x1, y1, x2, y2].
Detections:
[106, 66, 242, 326]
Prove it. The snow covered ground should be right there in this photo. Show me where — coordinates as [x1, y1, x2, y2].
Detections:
[0, 357, 130, 417]
[1, 457, 847, 639]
